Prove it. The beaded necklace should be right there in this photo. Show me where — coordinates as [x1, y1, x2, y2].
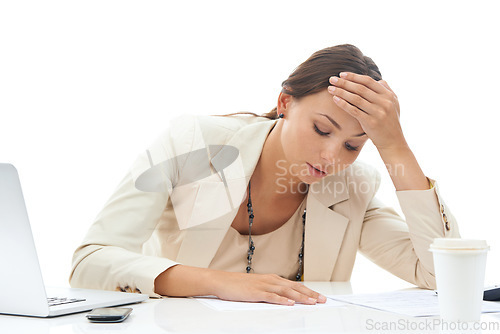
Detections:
[245, 181, 306, 281]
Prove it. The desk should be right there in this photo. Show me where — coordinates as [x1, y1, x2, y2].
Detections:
[2, 282, 500, 333]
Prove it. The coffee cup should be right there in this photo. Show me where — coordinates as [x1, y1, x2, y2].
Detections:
[429, 238, 489, 322]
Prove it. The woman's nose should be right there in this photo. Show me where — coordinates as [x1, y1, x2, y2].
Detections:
[320, 143, 342, 165]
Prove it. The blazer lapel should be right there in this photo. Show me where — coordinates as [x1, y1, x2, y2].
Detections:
[175, 202, 240, 267]
[175, 118, 277, 267]
[304, 172, 350, 280]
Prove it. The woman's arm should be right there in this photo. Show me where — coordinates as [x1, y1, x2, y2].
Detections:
[69, 167, 178, 297]
[377, 145, 429, 191]
[155, 265, 326, 305]
[359, 175, 460, 289]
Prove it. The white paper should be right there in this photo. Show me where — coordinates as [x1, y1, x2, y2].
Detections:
[194, 296, 345, 311]
[328, 290, 500, 317]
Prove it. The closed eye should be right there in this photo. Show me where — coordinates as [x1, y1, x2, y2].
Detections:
[345, 143, 359, 151]
[313, 124, 329, 136]
[315, 124, 360, 152]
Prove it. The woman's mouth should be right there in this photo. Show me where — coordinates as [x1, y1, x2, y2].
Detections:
[307, 163, 327, 178]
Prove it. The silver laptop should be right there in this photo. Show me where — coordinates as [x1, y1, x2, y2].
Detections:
[0, 163, 148, 317]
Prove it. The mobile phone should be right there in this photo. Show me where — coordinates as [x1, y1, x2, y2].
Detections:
[86, 307, 133, 323]
[484, 286, 500, 301]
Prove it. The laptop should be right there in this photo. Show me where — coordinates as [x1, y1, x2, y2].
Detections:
[0, 163, 148, 317]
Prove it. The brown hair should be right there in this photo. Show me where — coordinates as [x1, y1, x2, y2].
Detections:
[219, 44, 382, 119]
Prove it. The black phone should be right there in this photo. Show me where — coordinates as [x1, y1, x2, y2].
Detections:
[86, 307, 133, 323]
[484, 286, 500, 301]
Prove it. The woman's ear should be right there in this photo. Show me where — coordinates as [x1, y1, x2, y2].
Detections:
[277, 92, 293, 116]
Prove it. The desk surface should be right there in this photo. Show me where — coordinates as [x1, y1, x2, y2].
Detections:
[2, 282, 500, 333]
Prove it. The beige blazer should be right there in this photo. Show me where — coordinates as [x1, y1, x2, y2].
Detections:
[69, 114, 460, 297]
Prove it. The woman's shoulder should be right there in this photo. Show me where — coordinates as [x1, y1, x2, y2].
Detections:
[166, 113, 273, 140]
[145, 113, 274, 164]
[132, 114, 272, 191]
[196, 113, 273, 133]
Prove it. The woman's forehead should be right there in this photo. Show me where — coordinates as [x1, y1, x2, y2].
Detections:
[299, 90, 364, 132]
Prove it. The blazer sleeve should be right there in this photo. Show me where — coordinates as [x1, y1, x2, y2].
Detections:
[358, 175, 460, 290]
[69, 118, 197, 297]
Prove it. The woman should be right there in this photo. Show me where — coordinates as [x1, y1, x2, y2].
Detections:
[70, 44, 459, 306]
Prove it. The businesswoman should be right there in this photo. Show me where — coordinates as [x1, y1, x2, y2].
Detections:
[70, 44, 460, 305]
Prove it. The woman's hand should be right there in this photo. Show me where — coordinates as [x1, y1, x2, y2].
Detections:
[211, 271, 327, 306]
[155, 265, 327, 306]
[327, 72, 429, 191]
[328, 72, 406, 151]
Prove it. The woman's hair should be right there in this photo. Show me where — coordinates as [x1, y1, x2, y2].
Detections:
[222, 44, 382, 120]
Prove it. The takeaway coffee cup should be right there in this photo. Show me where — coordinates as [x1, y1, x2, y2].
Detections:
[430, 238, 489, 322]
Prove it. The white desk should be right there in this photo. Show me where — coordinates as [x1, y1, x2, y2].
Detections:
[2, 282, 500, 333]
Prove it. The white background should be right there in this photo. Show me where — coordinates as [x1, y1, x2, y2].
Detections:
[1, 0, 499, 289]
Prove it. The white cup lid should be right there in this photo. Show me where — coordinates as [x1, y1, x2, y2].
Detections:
[430, 238, 489, 250]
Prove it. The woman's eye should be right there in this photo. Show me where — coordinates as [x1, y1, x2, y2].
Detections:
[314, 124, 360, 151]
[345, 142, 359, 152]
[313, 124, 329, 136]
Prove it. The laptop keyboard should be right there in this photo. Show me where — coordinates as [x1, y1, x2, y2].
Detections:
[47, 297, 86, 307]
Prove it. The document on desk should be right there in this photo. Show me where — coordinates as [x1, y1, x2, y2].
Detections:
[328, 290, 500, 317]
[195, 296, 345, 311]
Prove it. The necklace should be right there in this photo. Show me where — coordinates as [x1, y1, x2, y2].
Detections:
[245, 181, 306, 281]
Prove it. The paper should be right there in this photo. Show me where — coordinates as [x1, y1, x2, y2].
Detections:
[328, 290, 500, 317]
[195, 296, 345, 311]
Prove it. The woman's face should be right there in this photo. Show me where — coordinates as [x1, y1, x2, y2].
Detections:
[279, 89, 368, 184]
